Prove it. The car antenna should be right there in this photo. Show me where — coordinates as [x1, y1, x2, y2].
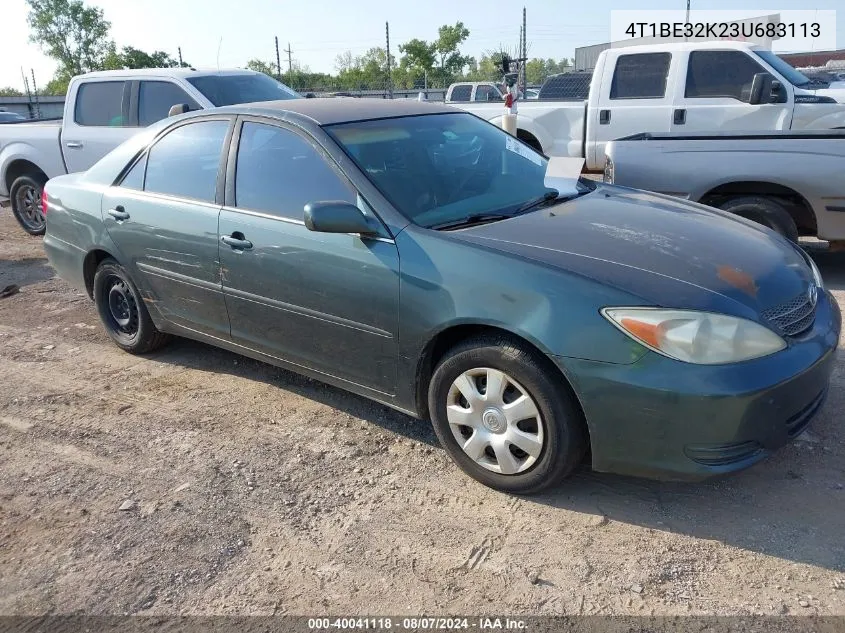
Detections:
[217, 37, 223, 71]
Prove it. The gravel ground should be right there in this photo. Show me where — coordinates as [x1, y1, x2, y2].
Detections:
[1, 209, 844, 617]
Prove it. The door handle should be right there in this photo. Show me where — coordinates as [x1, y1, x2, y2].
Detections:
[599, 109, 611, 125]
[221, 233, 253, 250]
[107, 206, 130, 221]
[673, 108, 687, 125]
[65, 141, 84, 149]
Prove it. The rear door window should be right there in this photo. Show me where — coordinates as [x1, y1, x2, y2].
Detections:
[449, 85, 471, 102]
[138, 81, 201, 126]
[610, 53, 671, 99]
[144, 120, 230, 202]
[74, 81, 127, 126]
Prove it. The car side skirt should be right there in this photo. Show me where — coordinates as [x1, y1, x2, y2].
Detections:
[158, 320, 422, 421]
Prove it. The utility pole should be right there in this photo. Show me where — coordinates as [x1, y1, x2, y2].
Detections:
[517, 7, 528, 97]
[283, 42, 293, 85]
[21, 67, 33, 119]
[275, 37, 282, 80]
[385, 21, 393, 99]
[30, 68, 41, 119]
[178, 47, 184, 67]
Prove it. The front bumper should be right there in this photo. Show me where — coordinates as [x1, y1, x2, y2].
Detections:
[556, 292, 841, 481]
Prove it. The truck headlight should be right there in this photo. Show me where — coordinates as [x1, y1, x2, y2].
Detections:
[603, 156, 614, 184]
[602, 308, 786, 364]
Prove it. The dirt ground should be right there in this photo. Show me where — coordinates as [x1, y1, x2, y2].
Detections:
[1, 209, 844, 617]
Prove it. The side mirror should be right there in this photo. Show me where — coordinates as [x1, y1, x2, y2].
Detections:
[748, 72, 774, 105]
[770, 79, 784, 103]
[168, 103, 191, 117]
[304, 201, 379, 235]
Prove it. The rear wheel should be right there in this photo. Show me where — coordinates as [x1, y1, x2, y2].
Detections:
[428, 336, 586, 494]
[93, 259, 170, 354]
[717, 195, 798, 242]
[10, 174, 47, 235]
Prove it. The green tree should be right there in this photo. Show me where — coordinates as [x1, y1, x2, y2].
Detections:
[398, 38, 436, 85]
[0, 86, 25, 96]
[26, 0, 113, 77]
[434, 22, 472, 78]
[43, 73, 72, 95]
[247, 58, 279, 76]
[103, 45, 182, 70]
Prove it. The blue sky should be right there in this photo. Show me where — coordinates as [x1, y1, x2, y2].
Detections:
[1, 0, 843, 89]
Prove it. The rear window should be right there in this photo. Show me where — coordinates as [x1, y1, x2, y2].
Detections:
[610, 53, 671, 100]
[186, 74, 299, 107]
[449, 85, 472, 102]
[75, 81, 127, 126]
[538, 73, 592, 100]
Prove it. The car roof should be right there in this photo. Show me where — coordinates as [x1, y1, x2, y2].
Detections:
[213, 98, 458, 126]
[76, 68, 264, 80]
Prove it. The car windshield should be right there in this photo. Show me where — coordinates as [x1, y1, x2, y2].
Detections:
[753, 50, 813, 87]
[186, 74, 300, 106]
[325, 112, 590, 229]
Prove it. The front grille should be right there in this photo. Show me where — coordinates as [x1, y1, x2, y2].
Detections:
[786, 389, 826, 438]
[761, 291, 817, 336]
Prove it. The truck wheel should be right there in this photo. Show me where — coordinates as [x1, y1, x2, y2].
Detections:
[10, 173, 47, 236]
[717, 196, 798, 242]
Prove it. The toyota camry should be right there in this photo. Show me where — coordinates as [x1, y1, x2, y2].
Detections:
[42, 99, 840, 494]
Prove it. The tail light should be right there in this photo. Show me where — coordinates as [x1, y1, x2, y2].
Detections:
[41, 189, 48, 216]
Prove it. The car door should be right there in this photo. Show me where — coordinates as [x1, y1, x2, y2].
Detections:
[218, 118, 400, 393]
[62, 80, 137, 173]
[101, 116, 233, 338]
[588, 52, 675, 169]
[672, 49, 792, 133]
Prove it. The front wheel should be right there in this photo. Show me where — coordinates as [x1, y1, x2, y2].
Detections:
[93, 258, 170, 354]
[10, 174, 47, 235]
[428, 336, 587, 494]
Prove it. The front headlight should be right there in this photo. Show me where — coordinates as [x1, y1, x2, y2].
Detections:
[807, 254, 824, 290]
[602, 308, 786, 364]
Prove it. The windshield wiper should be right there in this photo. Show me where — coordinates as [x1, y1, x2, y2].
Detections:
[430, 213, 514, 231]
[513, 190, 567, 215]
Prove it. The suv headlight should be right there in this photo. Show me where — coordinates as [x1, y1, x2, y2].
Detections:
[602, 308, 786, 364]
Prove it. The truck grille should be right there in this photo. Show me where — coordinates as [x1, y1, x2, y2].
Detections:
[760, 291, 816, 337]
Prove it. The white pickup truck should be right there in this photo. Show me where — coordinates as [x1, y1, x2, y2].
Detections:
[453, 41, 845, 171]
[0, 68, 299, 234]
[604, 130, 845, 246]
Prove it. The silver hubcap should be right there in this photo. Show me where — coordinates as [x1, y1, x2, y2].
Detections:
[446, 368, 544, 475]
[16, 184, 44, 231]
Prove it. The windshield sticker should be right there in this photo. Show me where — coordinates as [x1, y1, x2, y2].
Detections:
[505, 136, 543, 166]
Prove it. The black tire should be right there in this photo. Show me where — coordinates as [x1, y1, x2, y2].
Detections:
[93, 258, 170, 354]
[428, 336, 586, 494]
[10, 173, 47, 236]
[717, 195, 798, 242]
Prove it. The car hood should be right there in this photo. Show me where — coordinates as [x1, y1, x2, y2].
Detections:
[449, 185, 815, 317]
